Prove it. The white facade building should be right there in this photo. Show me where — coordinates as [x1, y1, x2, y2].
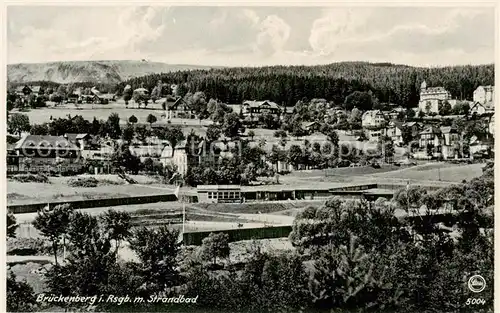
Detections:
[160, 144, 189, 175]
[473, 86, 495, 104]
[418, 81, 452, 114]
[361, 110, 386, 128]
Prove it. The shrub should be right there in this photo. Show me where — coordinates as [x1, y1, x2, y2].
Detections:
[67, 177, 99, 187]
[199, 233, 230, 266]
[73, 176, 123, 186]
[7, 237, 53, 256]
[97, 179, 124, 186]
[11, 174, 49, 183]
[7, 271, 37, 312]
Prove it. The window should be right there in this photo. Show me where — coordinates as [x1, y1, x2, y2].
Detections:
[208, 192, 213, 199]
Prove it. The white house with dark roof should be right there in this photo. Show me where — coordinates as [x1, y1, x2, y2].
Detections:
[242, 100, 281, 116]
[160, 143, 189, 175]
[470, 101, 494, 116]
[385, 121, 404, 146]
[440, 126, 460, 147]
[301, 121, 321, 133]
[361, 110, 387, 142]
[418, 125, 442, 149]
[162, 96, 194, 119]
[160, 140, 205, 176]
[361, 110, 386, 128]
[15, 85, 42, 97]
[416, 126, 461, 159]
[64, 133, 92, 149]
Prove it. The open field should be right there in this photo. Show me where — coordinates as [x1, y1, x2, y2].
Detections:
[282, 162, 484, 187]
[275, 165, 406, 187]
[371, 162, 485, 182]
[7, 175, 174, 205]
[13, 100, 212, 128]
[286, 164, 404, 179]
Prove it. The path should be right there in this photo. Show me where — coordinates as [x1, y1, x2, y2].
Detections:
[7, 255, 54, 264]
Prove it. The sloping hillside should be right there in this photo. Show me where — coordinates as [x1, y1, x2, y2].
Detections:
[7, 60, 217, 84]
[121, 62, 494, 106]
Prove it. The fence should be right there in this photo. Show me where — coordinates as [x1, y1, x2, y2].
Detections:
[182, 225, 293, 246]
[8, 193, 178, 214]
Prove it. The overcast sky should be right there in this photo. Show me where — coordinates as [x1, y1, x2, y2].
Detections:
[7, 6, 496, 67]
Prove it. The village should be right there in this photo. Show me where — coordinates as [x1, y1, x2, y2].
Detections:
[7, 80, 494, 195]
[2, 78, 486, 200]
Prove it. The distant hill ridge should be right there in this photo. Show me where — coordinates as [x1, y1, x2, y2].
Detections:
[7, 60, 219, 84]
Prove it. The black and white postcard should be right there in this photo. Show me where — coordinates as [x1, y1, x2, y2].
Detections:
[4, 3, 496, 313]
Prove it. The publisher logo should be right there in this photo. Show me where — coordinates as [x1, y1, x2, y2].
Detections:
[468, 275, 486, 293]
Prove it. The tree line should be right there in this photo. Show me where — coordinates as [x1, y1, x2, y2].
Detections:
[118, 62, 494, 107]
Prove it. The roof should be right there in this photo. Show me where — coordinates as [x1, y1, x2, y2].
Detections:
[439, 126, 457, 134]
[16, 85, 40, 94]
[362, 110, 385, 120]
[301, 121, 319, 128]
[420, 125, 441, 135]
[96, 93, 115, 100]
[421, 87, 449, 94]
[64, 133, 89, 142]
[476, 85, 494, 92]
[388, 121, 404, 129]
[90, 87, 100, 95]
[403, 121, 418, 127]
[202, 140, 240, 153]
[392, 107, 406, 112]
[197, 185, 241, 191]
[14, 135, 80, 151]
[161, 141, 188, 156]
[243, 100, 280, 109]
[166, 96, 185, 109]
[471, 101, 494, 111]
[134, 88, 149, 93]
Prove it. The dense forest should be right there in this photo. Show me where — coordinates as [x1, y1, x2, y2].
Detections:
[118, 62, 494, 108]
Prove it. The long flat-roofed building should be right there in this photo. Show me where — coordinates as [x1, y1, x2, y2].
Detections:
[197, 185, 242, 203]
